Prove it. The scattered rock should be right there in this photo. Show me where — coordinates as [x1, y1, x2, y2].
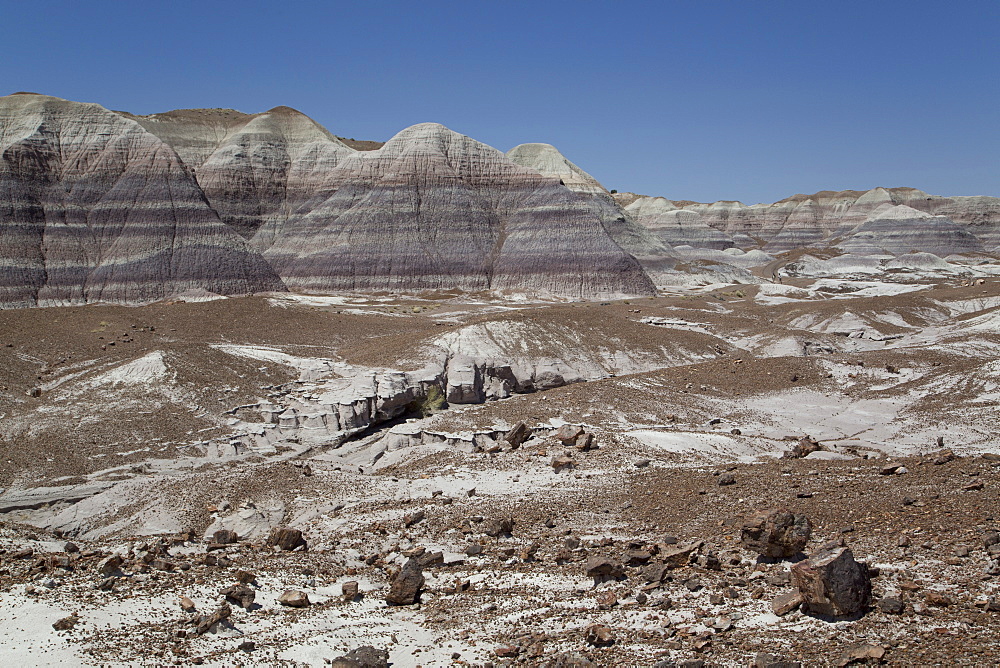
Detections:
[220, 584, 256, 609]
[403, 509, 425, 527]
[52, 613, 78, 631]
[791, 544, 871, 618]
[235, 569, 256, 584]
[584, 623, 614, 646]
[877, 596, 904, 614]
[925, 591, 952, 607]
[784, 436, 822, 459]
[661, 541, 702, 568]
[331, 645, 390, 668]
[495, 645, 520, 658]
[551, 652, 597, 667]
[755, 652, 802, 668]
[213, 529, 239, 545]
[556, 424, 585, 444]
[585, 557, 625, 581]
[267, 527, 306, 551]
[980, 597, 1000, 612]
[196, 602, 231, 634]
[835, 643, 885, 666]
[595, 589, 618, 609]
[386, 558, 424, 605]
[772, 590, 803, 616]
[342, 580, 360, 601]
[504, 421, 530, 448]
[930, 448, 956, 465]
[277, 590, 311, 608]
[741, 509, 812, 558]
[484, 517, 514, 537]
[97, 554, 123, 575]
[551, 454, 575, 471]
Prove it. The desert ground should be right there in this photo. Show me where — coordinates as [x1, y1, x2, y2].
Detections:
[1, 271, 999, 667]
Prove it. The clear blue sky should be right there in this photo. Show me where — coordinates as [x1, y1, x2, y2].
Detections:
[4, 0, 997, 203]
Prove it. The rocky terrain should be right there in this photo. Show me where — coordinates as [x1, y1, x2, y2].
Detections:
[1, 271, 1000, 666]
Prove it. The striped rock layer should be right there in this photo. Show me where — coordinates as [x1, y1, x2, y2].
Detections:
[621, 187, 1000, 253]
[0, 94, 284, 308]
[1, 94, 655, 307]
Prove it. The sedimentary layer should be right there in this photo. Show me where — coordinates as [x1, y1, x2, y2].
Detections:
[0, 93, 284, 308]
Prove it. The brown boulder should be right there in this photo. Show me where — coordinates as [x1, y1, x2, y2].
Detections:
[783, 436, 821, 458]
[504, 421, 530, 448]
[213, 529, 239, 545]
[791, 544, 871, 618]
[741, 509, 812, 558]
[771, 590, 803, 616]
[556, 424, 585, 445]
[196, 602, 232, 634]
[267, 527, 306, 551]
[342, 580, 360, 601]
[584, 557, 625, 580]
[386, 558, 424, 606]
[584, 623, 614, 646]
[220, 584, 256, 609]
[278, 590, 311, 608]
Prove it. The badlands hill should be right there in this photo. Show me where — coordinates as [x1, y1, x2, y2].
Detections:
[2, 92, 999, 309]
[620, 187, 1000, 253]
[0, 93, 656, 308]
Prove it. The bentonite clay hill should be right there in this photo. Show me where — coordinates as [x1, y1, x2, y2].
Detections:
[619, 187, 1000, 253]
[7, 92, 1000, 311]
[0, 93, 656, 307]
[2, 273, 1000, 666]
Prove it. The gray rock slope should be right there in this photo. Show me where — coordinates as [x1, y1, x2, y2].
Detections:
[123, 106, 356, 242]
[837, 205, 985, 256]
[0, 93, 284, 309]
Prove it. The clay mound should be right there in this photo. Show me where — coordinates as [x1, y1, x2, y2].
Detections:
[506, 142, 607, 196]
[0, 93, 284, 309]
[264, 123, 656, 299]
[838, 205, 985, 256]
[626, 197, 736, 250]
[640, 187, 1000, 254]
[130, 105, 357, 241]
[507, 144, 676, 281]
